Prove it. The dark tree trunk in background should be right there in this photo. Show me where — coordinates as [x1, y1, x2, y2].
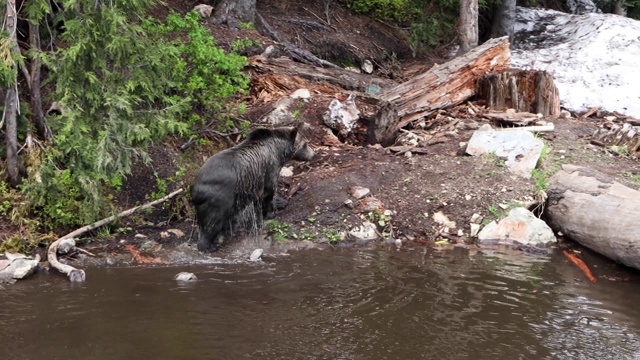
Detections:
[28, 22, 52, 141]
[490, 0, 516, 42]
[458, 0, 479, 54]
[4, 0, 20, 186]
[211, 0, 256, 27]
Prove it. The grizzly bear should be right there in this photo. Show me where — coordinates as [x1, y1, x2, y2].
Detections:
[190, 126, 314, 252]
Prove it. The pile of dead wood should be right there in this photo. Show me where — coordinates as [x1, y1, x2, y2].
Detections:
[250, 36, 562, 146]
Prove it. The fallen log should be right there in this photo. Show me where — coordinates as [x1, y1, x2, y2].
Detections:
[371, 36, 511, 144]
[249, 55, 396, 93]
[477, 70, 560, 117]
[545, 165, 640, 270]
[48, 188, 184, 282]
[591, 122, 640, 158]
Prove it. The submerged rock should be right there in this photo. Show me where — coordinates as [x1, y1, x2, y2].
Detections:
[174, 272, 198, 282]
[249, 248, 264, 262]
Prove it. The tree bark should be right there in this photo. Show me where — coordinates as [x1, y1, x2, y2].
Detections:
[476, 69, 560, 117]
[458, 0, 479, 54]
[28, 22, 52, 141]
[4, 0, 20, 186]
[371, 36, 511, 144]
[490, 0, 516, 43]
[546, 165, 640, 270]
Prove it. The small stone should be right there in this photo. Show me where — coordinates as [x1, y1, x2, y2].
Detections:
[134, 233, 147, 238]
[470, 223, 481, 237]
[470, 213, 483, 224]
[290, 88, 311, 100]
[394, 239, 402, 247]
[432, 211, 456, 229]
[559, 110, 571, 119]
[175, 272, 198, 282]
[167, 229, 185, 237]
[405, 151, 413, 158]
[465, 194, 472, 200]
[160, 231, 170, 239]
[348, 221, 378, 241]
[280, 166, 294, 177]
[193, 4, 213, 18]
[457, 229, 464, 237]
[250, 249, 264, 262]
[344, 199, 354, 208]
[359, 196, 383, 212]
[361, 59, 374, 74]
[350, 186, 370, 199]
[56, 238, 76, 255]
[604, 115, 617, 122]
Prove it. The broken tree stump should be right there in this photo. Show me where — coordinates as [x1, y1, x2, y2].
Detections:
[477, 69, 560, 117]
[371, 36, 511, 144]
[545, 165, 640, 270]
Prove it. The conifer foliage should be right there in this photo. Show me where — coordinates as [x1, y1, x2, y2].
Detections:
[1, 1, 249, 230]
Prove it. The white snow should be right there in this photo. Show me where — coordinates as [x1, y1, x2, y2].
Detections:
[511, 7, 640, 117]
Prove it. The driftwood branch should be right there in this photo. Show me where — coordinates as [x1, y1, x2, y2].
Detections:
[48, 188, 185, 281]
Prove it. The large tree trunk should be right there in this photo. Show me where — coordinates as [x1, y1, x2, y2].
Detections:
[458, 0, 479, 54]
[370, 36, 510, 144]
[490, 0, 516, 42]
[476, 69, 560, 117]
[4, 0, 20, 186]
[546, 165, 640, 270]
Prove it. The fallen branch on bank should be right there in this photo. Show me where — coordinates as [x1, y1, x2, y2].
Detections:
[48, 188, 184, 282]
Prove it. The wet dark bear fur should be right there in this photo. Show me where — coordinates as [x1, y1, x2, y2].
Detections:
[190, 126, 314, 252]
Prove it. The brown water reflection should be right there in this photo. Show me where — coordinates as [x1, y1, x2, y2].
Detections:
[2, 246, 640, 360]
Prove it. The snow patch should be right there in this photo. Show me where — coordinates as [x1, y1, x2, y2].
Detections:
[512, 7, 640, 117]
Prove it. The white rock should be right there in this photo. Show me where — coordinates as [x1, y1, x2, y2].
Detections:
[249, 249, 264, 262]
[470, 213, 483, 224]
[323, 94, 360, 136]
[290, 88, 311, 100]
[56, 238, 77, 255]
[174, 272, 198, 281]
[280, 166, 294, 177]
[265, 97, 296, 125]
[512, 7, 640, 118]
[348, 221, 378, 241]
[466, 128, 544, 179]
[0, 254, 40, 280]
[193, 4, 214, 18]
[167, 229, 185, 237]
[350, 186, 370, 199]
[477, 207, 556, 247]
[470, 223, 481, 237]
[361, 60, 374, 74]
[432, 211, 456, 229]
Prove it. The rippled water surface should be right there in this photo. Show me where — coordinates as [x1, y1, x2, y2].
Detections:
[2, 246, 640, 360]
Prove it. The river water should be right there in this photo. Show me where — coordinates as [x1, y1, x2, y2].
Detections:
[2, 245, 640, 360]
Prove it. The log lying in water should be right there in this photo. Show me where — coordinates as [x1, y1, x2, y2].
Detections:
[545, 165, 640, 270]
